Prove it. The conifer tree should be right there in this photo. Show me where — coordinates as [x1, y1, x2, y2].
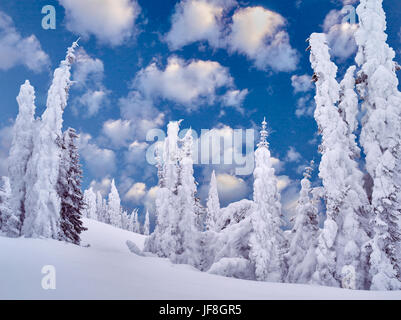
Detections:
[58, 128, 86, 245]
[4, 81, 36, 237]
[108, 179, 122, 228]
[206, 170, 220, 231]
[285, 162, 319, 284]
[354, 0, 401, 290]
[144, 209, 150, 236]
[249, 118, 286, 282]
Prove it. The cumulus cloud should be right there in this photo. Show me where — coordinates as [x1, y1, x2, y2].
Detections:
[119, 91, 165, 142]
[285, 146, 302, 163]
[58, 0, 140, 46]
[102, 119, 134, 148]
[0, 11, 49, 72]
[125, 182, 147, 203]
[133, 56, 240, 110]
[165, 0, 231, 49]
[291, 74, 313, 93]
[323, 9, 358, 60]
[227, 7, 298, 72]
[295, 95, 315, 118]
[89, 177, 112, 196]
[72, 49, 109, 117]
[165, 3, 298, 72]
[216, 173, 250, 204]
[78, 133, 116, 177]
[221, 89, 249, 113]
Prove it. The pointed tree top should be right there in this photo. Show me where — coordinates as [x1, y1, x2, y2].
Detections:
[258, 117, 269, 148]
[303, 160, 314, 179]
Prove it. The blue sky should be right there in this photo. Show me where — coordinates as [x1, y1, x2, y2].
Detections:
[0, 0, 400, 223]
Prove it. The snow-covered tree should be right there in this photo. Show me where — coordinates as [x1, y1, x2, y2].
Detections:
[121, 210, 130, 231]
[309, 33, 371, 289]
[145, 121, 181, 257]
[83, 188, 97, 220]
[145, 122, 200, 267]
[285, 162, 319, 284]
[57, 128, 86, 245]
[144, 209, 150, 236]
[0, 177, 12, 233]
[96, 191, 107, 223]
[175, 129, 200, 266]
[206, 170, 220, 231]
[354, 0, 401, 290]
[249, 118, 286, 282]
[4, 81, 36, 237]
[23, 41, 79, 239]
[108, 179, 122, 228]
[131, 209, 140, 233]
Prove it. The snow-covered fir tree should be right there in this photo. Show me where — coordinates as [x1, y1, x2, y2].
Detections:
[309, 33, 371, 289]
[108, 179, 122, 229]
[131, 209, 140, 233]
[144, 209, 150, 236]
[354, 0, 401, 290]
[23, 41, 79, 239]
[285, 162, 319, 284]
[57, 128, 86, 245]
[0, 177, 12, 233]
[96, 191, 107, 223]
[3, 81, 36, 237]
[249, 118, 286, 282]
[175, 129, 200, 266]
[83, 188, 97, 220]
[206, 170, 220, 231]
[121, 210, 130, 231]
[145, 121, 181, 257]
[145, 122, 200, 267]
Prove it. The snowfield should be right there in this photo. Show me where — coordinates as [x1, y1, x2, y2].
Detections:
[1, 219, 401, 300]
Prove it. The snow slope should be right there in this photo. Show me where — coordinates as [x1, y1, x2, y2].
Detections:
[1, 219, 401, 300]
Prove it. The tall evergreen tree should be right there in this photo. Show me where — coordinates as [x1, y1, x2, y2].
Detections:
[4, 81, 36, 237]
[206, 170, 220, 231]
[108, 179, 122, 228]
[249, 118, 286, 282]
[83, 188, 97, 220]
[354, 0, 401, 290]
[285, 162, 319, 284]
[309, 33, 371, 289]
[144, 209, 150, 236]
[0, 177, 12, 233]
[23, 41, 79, 239]
[57, 128, 86, 245]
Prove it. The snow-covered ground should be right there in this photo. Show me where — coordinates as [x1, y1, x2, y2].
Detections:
[1, 219, 401, 300]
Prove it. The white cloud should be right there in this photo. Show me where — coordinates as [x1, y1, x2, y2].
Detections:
[323, 9, 358, 60]
[0, 12, 49, 72]
[221, 89, 249, 113]
[72, 49, 109, 117]
[227, 7, 298, 72]
[89, 177, 112, 196]
[166, 3, 298, 72]
[291, 74, 313, 93]
[165, 0, 230, 50]
[285, 146, 302, 163]
[216, 173, 249, 204]
[295, 95, 315, 118]
[59, 0, 140, 46]
[78, 133, 116, 177]
[124, 182, 147, 203]
[119, 91, 165, 141]
[133, 56, 239, 110]
[277, 175, 291, 192]
[102, 119, 134, 148]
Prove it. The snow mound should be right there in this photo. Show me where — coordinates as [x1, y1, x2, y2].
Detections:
[1, 218, 401, 299]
